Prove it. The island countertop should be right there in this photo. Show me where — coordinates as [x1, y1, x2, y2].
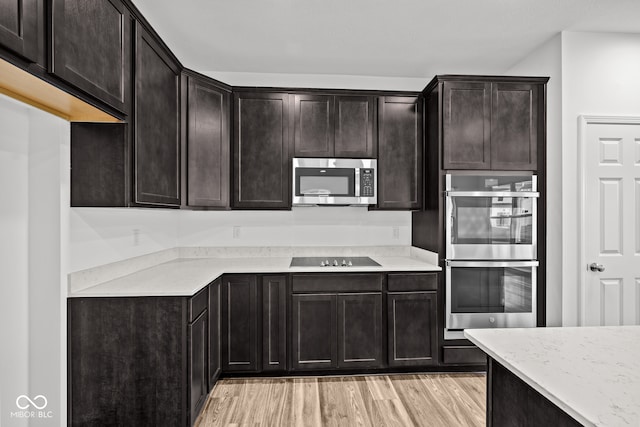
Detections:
[465, 326, 640, 427]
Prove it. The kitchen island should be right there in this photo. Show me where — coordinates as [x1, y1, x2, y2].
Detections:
[465, 326, 640, 427]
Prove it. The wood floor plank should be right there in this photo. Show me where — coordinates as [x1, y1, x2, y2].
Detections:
[196, 373, 486, 427]
[290, 377, 322, 427]
[364, 375, 400, 400]
[391, 374, 456, 426]
[419, 374, 485, 426]
[320, 376, 374, 426]
[373, 398, 415, 427]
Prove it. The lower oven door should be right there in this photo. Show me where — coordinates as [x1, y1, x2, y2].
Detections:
[445, 260, 538, 333]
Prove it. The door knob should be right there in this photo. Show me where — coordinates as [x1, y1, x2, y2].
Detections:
[589, 263, 605, 272]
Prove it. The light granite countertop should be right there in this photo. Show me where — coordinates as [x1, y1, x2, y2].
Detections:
[465, 326, 640, 427]
[69, 246, 440, 297]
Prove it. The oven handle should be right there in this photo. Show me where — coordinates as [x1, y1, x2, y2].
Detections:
[445, 191, 539, 198]
[445, 260, 539, 268]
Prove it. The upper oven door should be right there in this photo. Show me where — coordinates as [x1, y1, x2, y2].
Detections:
[445, 174, 539, 260]
[292, 158, 377, 205]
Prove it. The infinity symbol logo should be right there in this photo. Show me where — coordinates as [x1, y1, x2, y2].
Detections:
[16, 395, 48, 410]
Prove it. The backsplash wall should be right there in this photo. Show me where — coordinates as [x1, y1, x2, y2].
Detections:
[177, 207, 411, 247]
[69, 207, 411, 272]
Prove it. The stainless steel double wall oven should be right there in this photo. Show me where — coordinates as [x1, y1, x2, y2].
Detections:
[444, 174, 539, 339]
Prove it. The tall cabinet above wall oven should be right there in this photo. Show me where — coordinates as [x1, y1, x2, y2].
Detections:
[412, 75, 549, 366]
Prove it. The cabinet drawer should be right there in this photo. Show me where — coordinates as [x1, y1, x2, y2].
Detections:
[292, 274, 383, 293]
[189, 287, 208, 323]
[442, 345, 486, 365]
[387, 273, 437, 292]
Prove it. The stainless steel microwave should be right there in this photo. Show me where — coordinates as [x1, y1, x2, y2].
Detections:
[292, 158, 377, 206]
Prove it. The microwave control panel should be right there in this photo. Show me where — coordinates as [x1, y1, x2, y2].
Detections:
[360, 168, 375, 197]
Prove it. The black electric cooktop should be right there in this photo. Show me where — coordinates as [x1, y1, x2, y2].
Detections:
[290, 256, 381, 268]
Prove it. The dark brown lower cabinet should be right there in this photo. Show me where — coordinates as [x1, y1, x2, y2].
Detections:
[387, 292, 437, 367]
[291, 294, 338, 370]
[68, 294, 207, 427]
[488, 358, 581, 427]
[189, 309, 208, 423]
[291, 290, 383, 371]
[338, 293, 382, 369]
[222, 275, 259, 372]
[208, 278, 222, 389]
[262, 275, 287, 371]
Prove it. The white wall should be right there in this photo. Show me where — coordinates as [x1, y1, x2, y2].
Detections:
[505, 34, 563, 326]
[560, 31, 640, 326]
[0, 96, 30, 427]
[201, 71, 427, 91]
[0, 95, 68, 426]
[69, 208, 178, 272]
[69, 207, 410, 272]
[506, 31, 640, 326]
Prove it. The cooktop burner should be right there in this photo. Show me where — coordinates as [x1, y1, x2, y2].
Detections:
[290, 256, 381, 268]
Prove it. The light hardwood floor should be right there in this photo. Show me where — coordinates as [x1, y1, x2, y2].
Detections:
[195, 373, 486, 426]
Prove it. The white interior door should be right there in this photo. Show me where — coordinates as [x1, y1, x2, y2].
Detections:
[581, 117, 640, 326]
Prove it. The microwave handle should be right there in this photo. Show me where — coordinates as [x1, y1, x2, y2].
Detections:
[355, 168, 360, 197]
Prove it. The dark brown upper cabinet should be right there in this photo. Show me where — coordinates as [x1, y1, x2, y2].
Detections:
[134, 22, 181, 206]
[184, 72, 230, 208]
[293, 93, 375, 158]
[442, 81, 491, 169]
[377, 96, 422, 210]
[436, 76, 546, 171]
[233, 91, 291, 209]
[51, 0, 131, 114]
[490, 82, 539, 170]
[0, 0, 40, 62]
[335, 95, 375, 157]
[293, 93, 333, 157]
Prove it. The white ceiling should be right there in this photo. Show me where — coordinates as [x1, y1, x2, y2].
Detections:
[132, 0, 640, 79]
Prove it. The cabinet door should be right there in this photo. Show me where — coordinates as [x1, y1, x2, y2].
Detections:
[334, 95, 375, 157]
[338, 293, 382, 369]
[491, 82, 539, 170]
[233, 91, 291, 208]
[387, 292, 437, 367]
[51, 0, 131, 113]
[189, 310, 208, 425]
[208, 278, 221, 389]
[377, 96, 422, 209]
[0, 0, 39, 62]
[291, 294, 337, 370]
[293, 94, 334, 157]
[134, 22, 181, 206]
[186, 75, 230, 208]
[222, 275, 259, 372]
[68, 297, 187, 426]
[442, 81, 491, 170]
[262, 275, 287, 371]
